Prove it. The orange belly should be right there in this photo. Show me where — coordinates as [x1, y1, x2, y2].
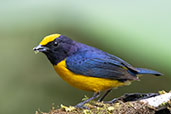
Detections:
[54, 59, 131, 92]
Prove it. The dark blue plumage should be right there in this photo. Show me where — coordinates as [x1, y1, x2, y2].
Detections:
[66, 42, 162, 81]
[136, 68, 162, 76]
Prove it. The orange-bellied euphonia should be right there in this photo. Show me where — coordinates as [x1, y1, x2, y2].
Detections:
[33, 34, 163, 108]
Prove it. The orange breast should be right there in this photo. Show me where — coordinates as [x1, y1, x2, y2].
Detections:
[54, 59, 131, 92]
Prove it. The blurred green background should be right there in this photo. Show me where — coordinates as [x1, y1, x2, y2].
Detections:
[0, 0, 171, 114]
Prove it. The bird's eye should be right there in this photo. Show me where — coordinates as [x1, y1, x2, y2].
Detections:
[53, 41, 58, 47]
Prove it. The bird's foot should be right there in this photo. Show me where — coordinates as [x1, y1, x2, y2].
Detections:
[103, 98, 118, 104]
[75, 104, 89, 109]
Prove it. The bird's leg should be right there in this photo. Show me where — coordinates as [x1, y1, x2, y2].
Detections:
[75, 92, 100, 108]
[98, 89, 112, 102]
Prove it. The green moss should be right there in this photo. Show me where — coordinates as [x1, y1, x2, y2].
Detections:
[36, 91, 171, 114]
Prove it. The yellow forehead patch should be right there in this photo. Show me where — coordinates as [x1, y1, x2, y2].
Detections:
[40, 34, 61, 45]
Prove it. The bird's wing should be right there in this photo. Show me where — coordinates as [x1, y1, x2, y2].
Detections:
[66, 51, 137, 81]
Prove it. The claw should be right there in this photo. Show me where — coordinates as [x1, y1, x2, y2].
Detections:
[75, 92, 100, 109]
[103, 98, 118, 104]
[75, 105, 89, 109]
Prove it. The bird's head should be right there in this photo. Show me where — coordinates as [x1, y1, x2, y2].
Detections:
[33, 34, 78, 65]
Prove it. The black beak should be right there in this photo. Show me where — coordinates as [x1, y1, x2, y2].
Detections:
[33, 45, 49, 53]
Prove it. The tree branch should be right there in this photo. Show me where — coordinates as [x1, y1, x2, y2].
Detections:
[36, 91, 171, 114]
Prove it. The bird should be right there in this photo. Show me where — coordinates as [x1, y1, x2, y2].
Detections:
[33, 33, 163, 108]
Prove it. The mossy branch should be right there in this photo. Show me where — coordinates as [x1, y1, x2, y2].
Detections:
[36, 91, 171, 114]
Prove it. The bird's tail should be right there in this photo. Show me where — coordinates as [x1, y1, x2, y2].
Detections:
[136, 68, 163, 76]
